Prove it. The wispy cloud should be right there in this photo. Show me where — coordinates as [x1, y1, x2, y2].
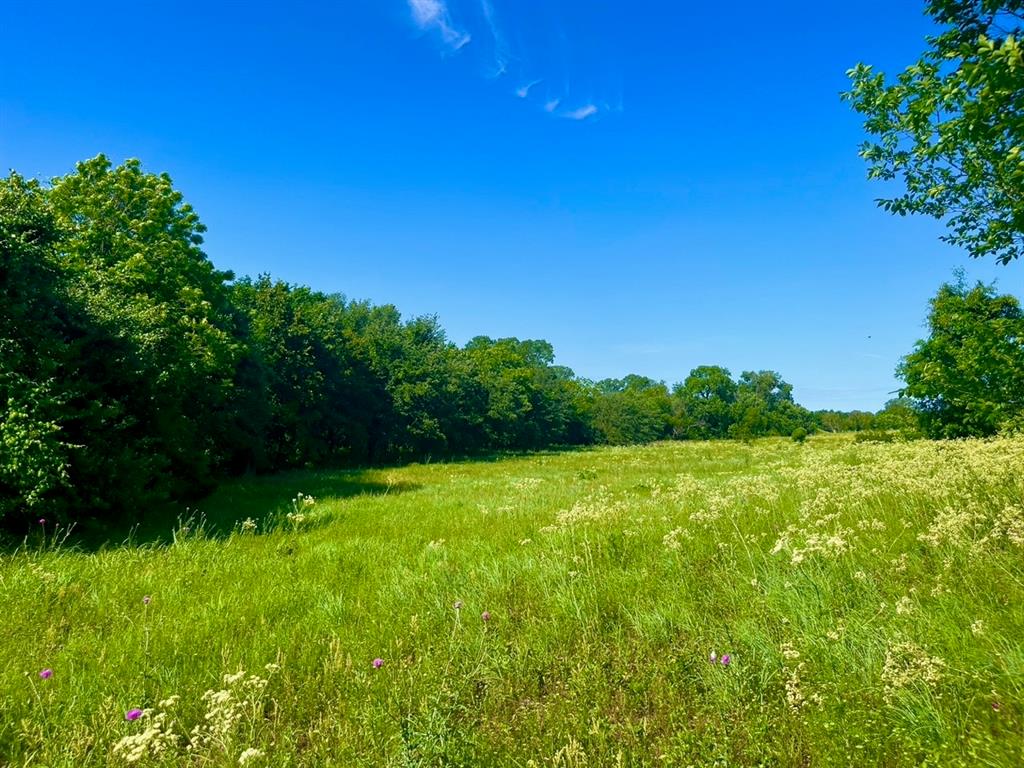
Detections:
[401, 2, 620, 122]
[479, 0, 511, 76]
[516, 79, 542, 98]
[564, 104, 598, 120]
[408, 0, 471, 51]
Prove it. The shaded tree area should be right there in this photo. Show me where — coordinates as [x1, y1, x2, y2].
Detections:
[1, 157, 879, 529]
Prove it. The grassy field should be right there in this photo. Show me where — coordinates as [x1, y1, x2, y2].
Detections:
[2, 435, 1023, 766]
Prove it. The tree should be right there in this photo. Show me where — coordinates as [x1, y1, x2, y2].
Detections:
[874, 398, 923, 432]
[47, 156, 246, 503]
[590, 375, 673, 445]
[231, 277, 381, 468]
[464, 337, 585, 449]
[674, 365, 737, 439]
[844, 1, 1024, 263]
[899, 276, 1024, 436]
[729, 371, 812, 440]
[0, 175, 71, 522]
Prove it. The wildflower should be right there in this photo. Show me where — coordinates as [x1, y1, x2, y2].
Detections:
[142, 595, 151, 605]
[993, 701, 1001, 711]
[39, 668, 53, 680]
[125, 708, 144, 721]
[720, 654, 732, 667]
[372, 658, 383, 669]
[971, 619, 985, 636]
[481, 611, 491, 622]
[709, 651, 717, 664]
[453, 600, 463, 610]
[38, 518, 46, 525]
[239, 748, 265, 765]
[895, 596, 914, 615]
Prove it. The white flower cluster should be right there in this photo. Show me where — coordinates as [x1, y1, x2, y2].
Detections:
[112, 697, 180, 764]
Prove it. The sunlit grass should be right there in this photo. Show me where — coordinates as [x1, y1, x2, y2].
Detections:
[2, 435, 1022, 766]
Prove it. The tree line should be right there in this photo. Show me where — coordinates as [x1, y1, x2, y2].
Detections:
[1, 156, 893, 528]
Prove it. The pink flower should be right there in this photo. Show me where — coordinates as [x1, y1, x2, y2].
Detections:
[481, 611, 491, 622]
[372, 658, 384, 669]
[38, 518, 46, 526]
[709, 651, 717, 664]
[720, 654, 731, 667]
[125, 708, 143, 721]
[39, 668, 53, 680]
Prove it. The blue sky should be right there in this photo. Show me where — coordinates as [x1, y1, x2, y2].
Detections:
[3, 1, 1022, 410]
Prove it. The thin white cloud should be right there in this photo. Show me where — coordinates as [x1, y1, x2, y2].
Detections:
[516, 79, 542, 98]
[408, 0, 471, 51]
[564, 104, 598, 120]
[480, 0, 511, 76]
[544, 98, 561, 113]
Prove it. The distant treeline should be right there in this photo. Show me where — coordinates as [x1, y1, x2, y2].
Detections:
[0, 157, 902, 526]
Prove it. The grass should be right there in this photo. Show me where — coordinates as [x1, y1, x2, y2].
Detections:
[1, 435, 1023, 766]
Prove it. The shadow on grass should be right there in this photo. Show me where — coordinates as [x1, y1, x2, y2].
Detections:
[196, 468, 421, 535]
[3, 445, 591, 554]
[10, 469, 422, 554]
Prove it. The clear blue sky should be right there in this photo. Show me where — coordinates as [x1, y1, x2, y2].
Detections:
[3, 1, 1022, 411]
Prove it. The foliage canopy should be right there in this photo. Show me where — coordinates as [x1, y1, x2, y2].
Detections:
[844, 1, 1024, 263]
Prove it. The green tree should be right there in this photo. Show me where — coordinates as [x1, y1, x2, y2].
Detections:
[673, 365, 737, 439]
[844, 1, 1024, 263]
[813, 409, 876, 432]
[590, 375, 673, 445]
[729, 371, 812, 440]
[231, 277, 381, 468]
[465, 337, 585, 449]
[874, 397, 923, 432]
[47, 156, 246, 500]
[898, 276, 1024, 436]
[355, 308, 484, 460]
[0, 175, 71, 522]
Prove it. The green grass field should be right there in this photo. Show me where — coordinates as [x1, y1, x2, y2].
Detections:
[2, 436, 1023, 766]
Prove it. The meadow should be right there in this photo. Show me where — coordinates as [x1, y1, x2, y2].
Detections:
[2, 435, 1022, 766]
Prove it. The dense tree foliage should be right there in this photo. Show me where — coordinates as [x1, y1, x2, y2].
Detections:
[899, 276, 1024, 436]
[0, 175, 71, 523]
[844, 1, 1024, 263]
[0, 157, 887, 528]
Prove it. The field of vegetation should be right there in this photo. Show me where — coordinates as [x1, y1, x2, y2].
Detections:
[2, 434, 1022, 766]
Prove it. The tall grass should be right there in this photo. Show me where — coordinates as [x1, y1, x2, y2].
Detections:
[1, 436, 1022, 766]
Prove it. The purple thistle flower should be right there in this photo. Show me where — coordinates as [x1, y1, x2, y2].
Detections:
[39, 668, 53, 680]
[481, 611, 491, 622]
[38, 518, 46, 526]
[720, 654, 731, 667]
[125, 708, 143, 721]
[372, 658, 384, 669]
[142, 595, 151, 605]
